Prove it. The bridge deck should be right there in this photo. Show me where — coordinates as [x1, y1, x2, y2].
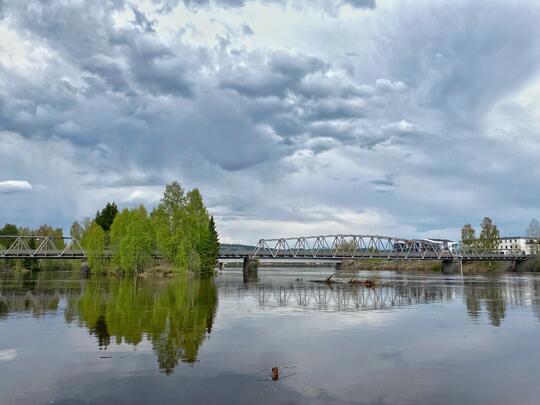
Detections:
[0, 234, 535, 262]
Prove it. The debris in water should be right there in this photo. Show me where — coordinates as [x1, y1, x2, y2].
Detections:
[350, 278, 378, 288]
[271, 366, 280, 381]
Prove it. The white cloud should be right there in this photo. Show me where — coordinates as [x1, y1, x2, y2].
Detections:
[0, 180, 33, 194]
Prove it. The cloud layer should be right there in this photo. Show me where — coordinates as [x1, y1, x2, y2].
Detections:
[1, 0, 540, 242]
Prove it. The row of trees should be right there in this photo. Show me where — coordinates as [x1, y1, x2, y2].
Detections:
[460, 217, 500, 250]
[460, 218, 540, 251]
[75, 182, 219, 276]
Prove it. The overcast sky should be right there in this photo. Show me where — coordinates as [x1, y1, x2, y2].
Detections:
[1, 0, 540, 243]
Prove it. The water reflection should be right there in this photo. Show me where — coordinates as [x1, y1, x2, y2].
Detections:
[1, 271, 540, 365]
[3, 270, 540, 404]
[69, 277, 218, 373]
[0, 274, 217, 373]
[216, 273, 538, 328]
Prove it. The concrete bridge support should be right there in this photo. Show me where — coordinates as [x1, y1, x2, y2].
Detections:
[515, 260, 530, 272]
[442, 259, 461, 274]
[243, 256, 258, 282]
[81, 261, 90, 278]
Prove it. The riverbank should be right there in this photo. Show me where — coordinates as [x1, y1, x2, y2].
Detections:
[338, 258, 540, 273]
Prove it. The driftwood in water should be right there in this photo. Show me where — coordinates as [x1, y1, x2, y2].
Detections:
[312, 278, 382, 288]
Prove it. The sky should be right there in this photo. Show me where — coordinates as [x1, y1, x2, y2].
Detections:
[1, 0, 540, 244]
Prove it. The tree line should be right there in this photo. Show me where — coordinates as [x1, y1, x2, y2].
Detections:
[74, 182, 219, 276]
[460, 217, 501, 251]
[460, 217, 540, 251]
[0, 181, 220, 276]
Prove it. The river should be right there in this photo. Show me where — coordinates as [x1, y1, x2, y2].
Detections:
[1, 268, 540, 404]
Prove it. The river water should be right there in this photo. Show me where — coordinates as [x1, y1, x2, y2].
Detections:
[1, 268, 540, 404]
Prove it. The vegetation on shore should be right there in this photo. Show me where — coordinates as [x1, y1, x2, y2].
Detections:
[0, 181, 220, 276]
[77, 181, 219, 276]
[460, 217, 500, 251]
[338, 258, 540, 273]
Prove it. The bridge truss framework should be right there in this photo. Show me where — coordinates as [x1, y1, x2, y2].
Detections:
[0, 234, 533, 261]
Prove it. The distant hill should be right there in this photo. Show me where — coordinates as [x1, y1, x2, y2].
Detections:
[219, 243, 256, 255]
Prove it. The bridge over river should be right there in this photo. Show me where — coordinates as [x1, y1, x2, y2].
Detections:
[0, 234, 534, 276]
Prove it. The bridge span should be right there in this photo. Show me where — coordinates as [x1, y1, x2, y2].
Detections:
[0, 234, 535, 276]
[220, 235, 532, 261]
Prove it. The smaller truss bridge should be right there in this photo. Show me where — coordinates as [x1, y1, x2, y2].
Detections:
[0, 236, 85, 259]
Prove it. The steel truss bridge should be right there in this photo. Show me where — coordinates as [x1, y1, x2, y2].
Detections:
[0, 234, 534, 261]
[0, 236, 86, 259]
[221, 235, 533, 261]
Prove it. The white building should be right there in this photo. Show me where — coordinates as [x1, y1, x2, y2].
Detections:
[498, 237, 540, 255]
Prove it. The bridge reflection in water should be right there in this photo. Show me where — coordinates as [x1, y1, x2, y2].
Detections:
[214, 272, 540, 327]
[2, 271, 540, 371]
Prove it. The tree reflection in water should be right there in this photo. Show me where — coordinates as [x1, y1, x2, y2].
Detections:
[463, 277, 507, 326]
[69, 277, 217, 373]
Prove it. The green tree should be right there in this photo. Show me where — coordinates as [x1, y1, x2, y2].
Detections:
[184, 189, 210, 273]
[0, 223, 18, 248]
[479, 217, 500, 252]
[82, 221, 106, 272]
[460, 224, 476, 250]
[109, 208, 132, 263]
[116, 206, 155, 274]
[161, 181, 186, 229]
[95, 202, 118, 232]
[201, 216, 219, 275]
[22, 237, 38, 271]
[70, 221, 83, 241]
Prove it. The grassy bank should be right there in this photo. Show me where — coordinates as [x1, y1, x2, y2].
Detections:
[339, 259, 538, 273]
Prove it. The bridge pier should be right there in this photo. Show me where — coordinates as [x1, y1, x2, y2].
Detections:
[243, 256, 258, 282]
[442, 259, 461, 274]
[515, 260, 529, 272]
[81, 261, 90, 277]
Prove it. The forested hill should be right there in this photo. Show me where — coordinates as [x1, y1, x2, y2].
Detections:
[219, 244, 256, 256]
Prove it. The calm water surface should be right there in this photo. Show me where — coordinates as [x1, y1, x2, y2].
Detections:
[1, 268, 540, 404]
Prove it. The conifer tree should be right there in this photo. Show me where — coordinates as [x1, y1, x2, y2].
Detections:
[201, 216, 219, 275]
[95, 202, 118, 232]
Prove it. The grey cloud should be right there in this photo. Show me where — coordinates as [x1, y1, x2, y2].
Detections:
[242, 24, 254, 36]
[220, 51, 328, 98]
[131, 6, 156, 33]
[343, 0, 375, 8]
[131, 55, 194, 97]
[152, 0, 375, 14]
[369, 173, 397, 187]
[301, 98, 367, 121]
[4, 0, 195, 99]
[3, 0, 540, 242]
[380, 1, 540, 130]
[152, 0, 245, 13]
[81, 56, 131, 93]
